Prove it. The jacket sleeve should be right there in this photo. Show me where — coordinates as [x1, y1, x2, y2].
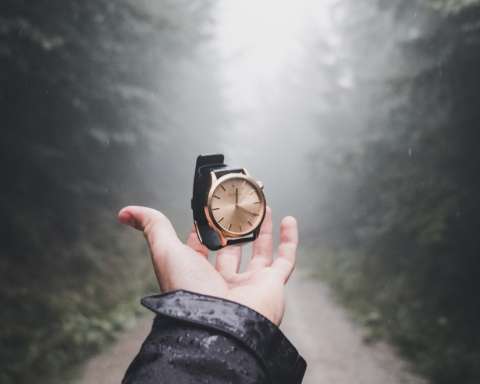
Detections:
[122, 290, 307, 384]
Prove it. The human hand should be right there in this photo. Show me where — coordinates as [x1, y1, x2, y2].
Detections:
[117, 206, 298, 326]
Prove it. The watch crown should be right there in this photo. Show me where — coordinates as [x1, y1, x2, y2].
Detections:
[257, 180, 264, 190]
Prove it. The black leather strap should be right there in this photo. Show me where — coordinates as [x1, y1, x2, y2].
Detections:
[191, 154, 226, 250]
[191, 154, 257, 250]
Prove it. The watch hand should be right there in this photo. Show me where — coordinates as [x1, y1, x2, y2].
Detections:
[237, 205, 258, 216]
[235, 188, 238, 206]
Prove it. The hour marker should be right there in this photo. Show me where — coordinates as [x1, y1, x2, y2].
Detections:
[218, 217, 224, 223]
[213, 195, 221, 199]
[239, 224, 242, 231]
[228, 223, 232, 230]
[250, 212, 259, 216]
[254, 201, 261, 204]
[248, 220, 253, 226]
[212, 208, 220, 211]
[220, 185, 226, 191]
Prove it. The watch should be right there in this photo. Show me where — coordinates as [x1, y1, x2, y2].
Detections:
[191, 154, 267, 251]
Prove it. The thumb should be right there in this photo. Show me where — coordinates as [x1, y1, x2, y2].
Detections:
[118, 205, 181, 253]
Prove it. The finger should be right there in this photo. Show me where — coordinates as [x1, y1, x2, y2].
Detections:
[215, 244, 242, 278]
[247, 206, 273, 271]
[186, 225, 209, 258]
[118, 205, 182, 253]
[272, 216, 298, 283]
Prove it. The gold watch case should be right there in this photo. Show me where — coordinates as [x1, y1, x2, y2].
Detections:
[204, 169, 266, 247]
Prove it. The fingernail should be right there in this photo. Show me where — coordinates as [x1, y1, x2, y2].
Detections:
[119, 211, 134, 226]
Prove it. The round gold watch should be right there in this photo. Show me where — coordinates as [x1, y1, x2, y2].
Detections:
[191, 154, 266, 250]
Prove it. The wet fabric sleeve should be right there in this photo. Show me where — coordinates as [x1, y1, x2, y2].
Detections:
[121, 290, 307, 384]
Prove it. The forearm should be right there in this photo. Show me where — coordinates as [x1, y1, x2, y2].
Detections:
[122, 290, 306, 384]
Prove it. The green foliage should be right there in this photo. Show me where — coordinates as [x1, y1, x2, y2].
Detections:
[0, 218, 154, 384]
[314, 2, 480, 383]
[0, 1, 215, 382]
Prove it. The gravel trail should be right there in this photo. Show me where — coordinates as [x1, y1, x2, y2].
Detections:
[76, 271, 424, 384]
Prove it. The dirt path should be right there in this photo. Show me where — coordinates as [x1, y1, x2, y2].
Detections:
[75, 271, 425, 384]
[282, 271, 424, 384]
[73, 315, 153, 384]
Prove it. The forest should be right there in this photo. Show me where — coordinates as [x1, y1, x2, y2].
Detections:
[315, 1, 480, 383]
[0, 1, 216, 383]
[1, 0, 480, 383]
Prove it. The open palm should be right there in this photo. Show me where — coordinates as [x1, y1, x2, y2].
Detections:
[118, 206, 298, 325]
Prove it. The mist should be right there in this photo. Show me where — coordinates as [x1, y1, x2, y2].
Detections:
[2, 1, 480, 383]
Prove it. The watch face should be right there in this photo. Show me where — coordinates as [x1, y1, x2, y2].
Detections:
[209, 176, 265, 235]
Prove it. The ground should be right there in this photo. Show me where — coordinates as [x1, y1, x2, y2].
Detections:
[75, 270, 425, 384]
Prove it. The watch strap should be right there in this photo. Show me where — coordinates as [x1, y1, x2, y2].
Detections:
[191, 154, 226, 250]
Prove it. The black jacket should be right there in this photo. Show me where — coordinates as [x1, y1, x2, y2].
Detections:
[122, 290, 306, 383]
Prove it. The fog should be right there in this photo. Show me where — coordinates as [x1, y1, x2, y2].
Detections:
[2, 1, 480, 383]
[130, 0, 410, 231]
